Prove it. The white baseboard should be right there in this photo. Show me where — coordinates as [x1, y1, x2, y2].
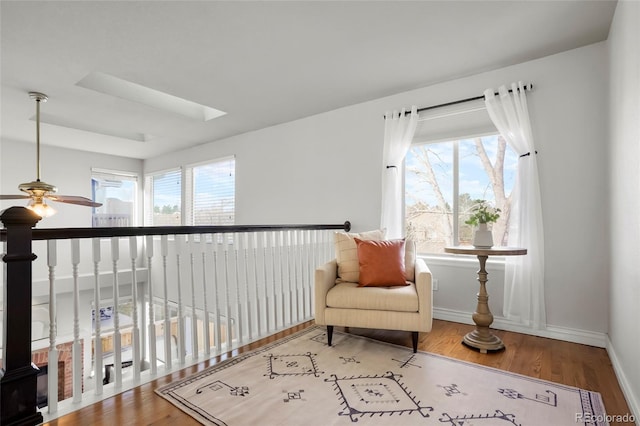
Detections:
[433, 307, 607, 348]
[606, 336, 640, 425]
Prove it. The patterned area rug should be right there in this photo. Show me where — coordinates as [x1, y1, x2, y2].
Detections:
[155, 326, 608, 425]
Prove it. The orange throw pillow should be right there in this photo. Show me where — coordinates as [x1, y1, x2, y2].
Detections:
[354, 238, 407, 287]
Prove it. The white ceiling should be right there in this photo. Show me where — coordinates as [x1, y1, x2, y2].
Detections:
[1, 0, 617, 160]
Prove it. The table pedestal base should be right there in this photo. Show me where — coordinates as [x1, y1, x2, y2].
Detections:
[444, 246, 527, 355]
[462, 330, 504, 354]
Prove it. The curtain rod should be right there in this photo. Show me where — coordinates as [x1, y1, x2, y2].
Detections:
[404, 83, 534, 116]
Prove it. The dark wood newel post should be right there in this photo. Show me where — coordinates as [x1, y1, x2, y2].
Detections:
[0, 206, 43, 426]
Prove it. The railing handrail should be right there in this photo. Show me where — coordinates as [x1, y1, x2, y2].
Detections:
[1, 221, 351, 241]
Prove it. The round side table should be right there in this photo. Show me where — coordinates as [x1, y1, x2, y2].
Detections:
[444, 246, 527, 353]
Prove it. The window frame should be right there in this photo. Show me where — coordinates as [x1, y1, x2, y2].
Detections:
[184, 156, 236, 226]
[91, 168, 139, 227]
[144, 156, 236, 227]
[144, 167, 183, 226]
[405, 130, 516, 255]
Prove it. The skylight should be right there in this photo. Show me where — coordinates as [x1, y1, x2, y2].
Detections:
[76, 72, 226, 122]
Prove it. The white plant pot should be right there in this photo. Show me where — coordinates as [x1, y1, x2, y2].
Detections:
[473, 223, 494, 248]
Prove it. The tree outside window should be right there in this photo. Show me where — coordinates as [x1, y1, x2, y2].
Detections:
[149, 170, 182, 226]
[405, 134, 517, 253]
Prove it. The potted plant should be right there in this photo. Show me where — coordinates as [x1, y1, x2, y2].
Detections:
[465, 200, 501, 248]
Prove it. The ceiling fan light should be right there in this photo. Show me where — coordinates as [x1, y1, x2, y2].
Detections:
[27, 199, 56, 218]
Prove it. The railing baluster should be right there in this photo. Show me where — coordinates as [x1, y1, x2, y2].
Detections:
[271, 231, 278, 330]
[242, 233, 252, 341]
[251, 233, 261, 337]
[264, 232, 272, 333]
[301, 230, 308, 319]
[302, 230, 309, 321]
[308, 230, 313, 318]
[129, 236, 141, 381]
[305, 230, 312, 318]
[278, 231, 286, 329]
[92, 238, 103, 397]
[175, 235, 186, 364]
[111, 237, 122, 387]
[298, 230, 305, 322]
[71, 239, 82, 403]
[188, 236, 198, 359]
[323, 229, 329, 261]
[323, 229, 330, 264]
[234, 233, 243, 345]
[294, 230, 301, 322]
[200, 234, 211, 356]
[145, 235, 157, 375]
[270, 232, 277, 331]
[286, 230, 294, 326]
[212, 239, 222, 354]
[257, 232, 271, 334]
[223, 234, 232, 351]
[160, 235, 172, 369]
[298, 231, 304, 320]
[47, 240, 59, 413]
[293, 230, 299, 323]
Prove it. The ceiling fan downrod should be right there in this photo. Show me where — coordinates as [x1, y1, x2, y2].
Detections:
[29, 91, 48, 182]
[1, 90, 100, 214]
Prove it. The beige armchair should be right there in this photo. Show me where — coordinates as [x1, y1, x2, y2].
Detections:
[314, 238, 433, 353]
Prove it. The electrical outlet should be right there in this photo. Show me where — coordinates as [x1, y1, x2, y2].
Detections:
[433, 279, 439, 291]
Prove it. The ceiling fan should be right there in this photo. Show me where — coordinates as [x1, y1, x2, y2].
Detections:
[0, 92, 102, 217]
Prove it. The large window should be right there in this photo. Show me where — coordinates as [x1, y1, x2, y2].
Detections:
[91, 170, 138, 227]
[405, 134, 517, 254]
[186, 157, 235, 225]
[145, 157, 235, 226]
[146, 169, 182, 226]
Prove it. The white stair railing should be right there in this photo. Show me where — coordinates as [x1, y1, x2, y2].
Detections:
[13, 222, 349, 422]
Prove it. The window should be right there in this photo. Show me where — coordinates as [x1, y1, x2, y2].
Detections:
[144, 157, 235, 227]
[91, 169, 138, 227]
[146, 169, 182, 226]
[405, 134, 517, 254]
[185, 157, 235, 225]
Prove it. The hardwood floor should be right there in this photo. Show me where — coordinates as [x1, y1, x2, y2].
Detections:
[46, 320, 634, 425]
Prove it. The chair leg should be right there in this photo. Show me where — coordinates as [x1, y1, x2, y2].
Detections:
[327, 326, 334, 346]
[412, 332, 419, 353]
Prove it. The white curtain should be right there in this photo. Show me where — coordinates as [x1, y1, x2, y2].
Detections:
[381, 106, 418, 239]
[484, 82, 546, 329]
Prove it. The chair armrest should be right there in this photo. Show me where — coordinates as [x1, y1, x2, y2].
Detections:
[314, 259, 338, 325]
[415, 258, 433, 330]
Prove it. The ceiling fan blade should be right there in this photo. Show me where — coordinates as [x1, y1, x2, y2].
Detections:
[0, 194, 31, 200]
[46, 194, 102, 207]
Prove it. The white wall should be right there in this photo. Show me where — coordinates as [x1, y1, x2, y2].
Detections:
[146, 42, 610, 339]
[608, 0, 640, 418]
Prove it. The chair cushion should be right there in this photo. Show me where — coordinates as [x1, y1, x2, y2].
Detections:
[355, 238, 407, 287]
[335, 229, 385, 283]
[326, 282, 419, 312]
